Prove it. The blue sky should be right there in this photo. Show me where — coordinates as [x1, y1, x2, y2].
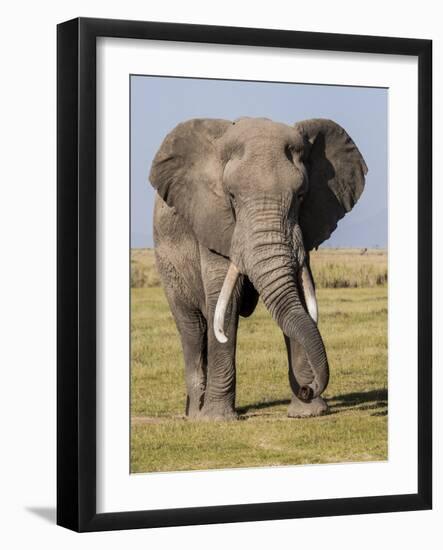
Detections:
[131, 75, 387, 248]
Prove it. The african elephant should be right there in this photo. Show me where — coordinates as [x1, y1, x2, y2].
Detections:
[149, 117, 367, 420]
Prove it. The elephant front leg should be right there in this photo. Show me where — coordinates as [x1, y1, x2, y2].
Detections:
[180, 325, 207, 419]
[284, 335, 329, 418]
[172, 306, 208, 419]
[194, 288, 239, 420]
[198, 250, 240, 420]
[199, 313, 238, 420]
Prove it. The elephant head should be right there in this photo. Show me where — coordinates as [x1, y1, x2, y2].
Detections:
[150, 117, 367, 400]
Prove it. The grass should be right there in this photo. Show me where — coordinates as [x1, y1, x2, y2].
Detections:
[131, 247, 387, 289]
[310, 248, 388, 288]
[131, 249, 388, 473]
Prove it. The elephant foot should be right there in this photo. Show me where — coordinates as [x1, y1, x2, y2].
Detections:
[287, 395, 329, 418]
[185, 394, 204, 419]
[198, 401, 238, 421]
[186, 408, 202, 420]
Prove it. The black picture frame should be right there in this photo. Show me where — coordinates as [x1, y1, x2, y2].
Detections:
[57, 17, 432, 532]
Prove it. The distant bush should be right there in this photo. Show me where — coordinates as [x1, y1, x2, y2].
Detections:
[131, 248, 387, 289]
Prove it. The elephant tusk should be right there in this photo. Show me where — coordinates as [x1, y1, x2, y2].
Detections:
[213, 263, 240, 344]
[300, 262, 318, 324]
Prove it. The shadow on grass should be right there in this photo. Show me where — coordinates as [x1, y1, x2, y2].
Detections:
[237, 388, 387, 416]
[330, 388, 388, 411]
[237, 398, 290, 415]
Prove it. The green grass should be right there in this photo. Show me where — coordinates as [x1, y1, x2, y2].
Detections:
[131, 272, 388, 473]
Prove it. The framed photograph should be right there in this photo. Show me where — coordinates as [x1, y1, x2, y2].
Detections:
[57, 17, 432, 532]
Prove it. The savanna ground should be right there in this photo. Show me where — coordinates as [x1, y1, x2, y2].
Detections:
[131, 248, 388, 473]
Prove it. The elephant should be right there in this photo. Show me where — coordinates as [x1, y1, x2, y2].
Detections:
[149, 117, 367, 420]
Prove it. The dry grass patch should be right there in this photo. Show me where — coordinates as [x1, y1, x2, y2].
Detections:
[131, 247, 388, 289]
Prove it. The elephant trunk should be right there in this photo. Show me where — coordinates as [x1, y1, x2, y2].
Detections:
[246, 241, 328, 399]
[214, 205, 328, 399]
[213, 259, 319, 340]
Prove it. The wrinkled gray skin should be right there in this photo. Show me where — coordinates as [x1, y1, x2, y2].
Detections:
[150, 117, 367, 420]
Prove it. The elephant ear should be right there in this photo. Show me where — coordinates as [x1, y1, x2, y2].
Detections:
[149, 118, 234, 256]
[294, 118, 368, 251]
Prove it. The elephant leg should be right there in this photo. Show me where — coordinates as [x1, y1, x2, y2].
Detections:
[159, 273, 208, 418]
[199, 251, 240, 420]
[175, 310, 208, 418]
[199, 311, 239, 420]
[284, 335, 329, 418]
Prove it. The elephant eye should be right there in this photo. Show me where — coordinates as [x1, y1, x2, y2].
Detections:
[284, 145, 294, 163]
[228, 192, 237, 220]
[297, 189, 306, 203]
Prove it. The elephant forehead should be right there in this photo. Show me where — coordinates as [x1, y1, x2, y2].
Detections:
[227, 118, 303, 147]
